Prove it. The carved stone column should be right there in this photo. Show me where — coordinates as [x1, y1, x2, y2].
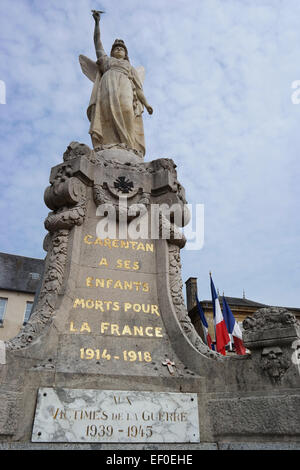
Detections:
[6, 142, 95, 351]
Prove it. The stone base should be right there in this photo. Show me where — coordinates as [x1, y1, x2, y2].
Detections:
[1, 142, 299, 448]
[0, 441, 299, 450]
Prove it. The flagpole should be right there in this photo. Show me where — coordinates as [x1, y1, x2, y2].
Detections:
[222, 294, 246, 355]
[220, 291, 231, 352]
[209, 271, 216, 348]
[223, 292, 232, 351]
[195, 293, 212, 349]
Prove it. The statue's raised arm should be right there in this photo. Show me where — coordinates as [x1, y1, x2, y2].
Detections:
[79, 11, 153, 158]
[92, 10, 106, 60]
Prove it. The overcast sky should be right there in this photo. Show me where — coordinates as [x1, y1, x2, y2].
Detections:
[0, 0, 300, 307]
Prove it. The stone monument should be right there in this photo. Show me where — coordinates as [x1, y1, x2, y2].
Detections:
[0, 13, 299, 450]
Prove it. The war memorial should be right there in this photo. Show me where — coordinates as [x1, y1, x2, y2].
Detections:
[0, 11, 299, 452]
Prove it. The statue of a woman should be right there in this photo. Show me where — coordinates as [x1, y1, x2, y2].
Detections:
[79, 11, 153, 157]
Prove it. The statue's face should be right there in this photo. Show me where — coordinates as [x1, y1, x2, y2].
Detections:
[112, 46, 126, 59]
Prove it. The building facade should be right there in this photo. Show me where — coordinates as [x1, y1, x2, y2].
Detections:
[0, 253, 44, 341]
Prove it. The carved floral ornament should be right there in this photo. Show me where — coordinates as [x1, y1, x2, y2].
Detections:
[243, 307, 297, 332]
[168, 244, 219, 360]
[6, 230, 69, 350]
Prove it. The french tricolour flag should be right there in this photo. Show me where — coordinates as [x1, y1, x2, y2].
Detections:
[210, 274, 230, 355]
[195, 294, 212, 349]
[222, 296, 246, 355]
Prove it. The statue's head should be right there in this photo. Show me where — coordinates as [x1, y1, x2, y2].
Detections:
[110, 39, 129, 61]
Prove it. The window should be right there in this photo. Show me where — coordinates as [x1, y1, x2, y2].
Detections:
[23, 301, 33, 325]
[0, 298, 7, 326]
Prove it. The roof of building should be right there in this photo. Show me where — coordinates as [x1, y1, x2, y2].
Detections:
[195, 296, 300, 315]
[0, 252, 45, 294]
[201, 296, 268, 308]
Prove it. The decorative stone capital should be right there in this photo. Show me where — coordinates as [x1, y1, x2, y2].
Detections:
[243, 307, 299, 350]
[43, 142, 95, 234]
[243, 307, 300, 383]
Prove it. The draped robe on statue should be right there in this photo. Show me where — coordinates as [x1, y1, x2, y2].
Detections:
[79, 54, 145, 156]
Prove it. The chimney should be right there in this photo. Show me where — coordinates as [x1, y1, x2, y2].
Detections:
[185, 277, 198, 312]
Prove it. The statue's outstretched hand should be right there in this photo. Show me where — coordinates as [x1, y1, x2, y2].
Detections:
[92, 10, 101, 22]
[146, 105, 153, 115]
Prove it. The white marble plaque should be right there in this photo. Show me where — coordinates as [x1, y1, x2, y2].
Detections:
[32, 388, 200, 443]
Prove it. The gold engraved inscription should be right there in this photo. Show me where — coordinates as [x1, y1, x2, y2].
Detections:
[79, 348, 152, 362]
[115, 259, 140, 270]
[96, 257, 141, 270]
[70, 234, 161, 369]
[86, 277, 149, 292]
[69, 321, 163, 337]
[72, 298, 160, 316]
[84, 235, 154, 252]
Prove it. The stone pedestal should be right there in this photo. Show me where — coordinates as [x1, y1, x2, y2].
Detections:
[0, 142, 299, 448]
[0, 143, 217, 445]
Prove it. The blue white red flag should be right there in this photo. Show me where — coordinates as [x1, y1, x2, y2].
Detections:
[210, 274, 230, 355]
[195, 295, 212, 349]
[222, 296, 246, 355]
